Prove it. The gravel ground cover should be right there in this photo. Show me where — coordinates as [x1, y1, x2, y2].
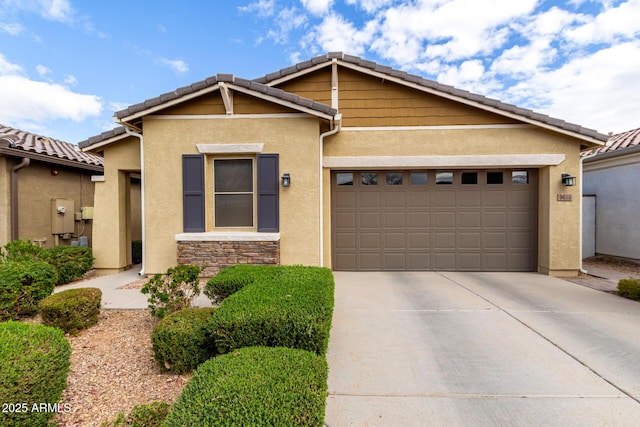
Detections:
[42, 309, 191, 426]
[583, 255, 640, 276]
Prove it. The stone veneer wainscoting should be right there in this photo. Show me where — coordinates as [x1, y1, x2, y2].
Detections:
[177, 239, 280, 277]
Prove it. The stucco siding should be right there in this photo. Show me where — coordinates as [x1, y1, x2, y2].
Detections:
[142, 115, 321, 275]
[91, 137, 140, 272]
[584, 155, 640, 261]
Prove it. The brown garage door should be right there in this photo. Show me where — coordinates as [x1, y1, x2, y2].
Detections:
[331, 169, 537, 271]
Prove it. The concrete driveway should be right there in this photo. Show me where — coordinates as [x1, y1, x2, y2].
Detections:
[325, 272, 640, 426]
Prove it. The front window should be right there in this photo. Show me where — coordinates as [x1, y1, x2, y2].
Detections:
[214, 159, 253, 227]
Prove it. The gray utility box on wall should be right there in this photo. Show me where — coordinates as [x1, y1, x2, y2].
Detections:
[51, 198, 75, 234]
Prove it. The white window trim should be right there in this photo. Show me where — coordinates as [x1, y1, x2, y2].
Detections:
[197, 143, 264, 154]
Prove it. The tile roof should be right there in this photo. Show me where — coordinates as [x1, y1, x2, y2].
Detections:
[0, 124, 104, 169]
[78, 126, 127, 150]
[583, 127, 640, 157]
[255, 52, 608, 143]
[114, 74, 337, 121]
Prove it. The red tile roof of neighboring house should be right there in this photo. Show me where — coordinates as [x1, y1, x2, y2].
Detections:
[0, 124, 104, 170]
[583, 127, 640, 158]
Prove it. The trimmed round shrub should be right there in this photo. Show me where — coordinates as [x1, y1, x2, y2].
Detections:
[39, 287, 102, 334]
[0, 239, 45, 262]
[208, 266, 335, 356]
[0, 321, 71, 427]
[44, 246, 94, 285]
[164, 346, 328, 427]
[151, 307, 216, 374]
[204, 265, 280, 303]
[618, 278, 640, 300]
[0, 260, 58, 321]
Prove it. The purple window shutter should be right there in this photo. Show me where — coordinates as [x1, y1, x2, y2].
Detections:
[257, 154, 279, 232]
[182, 154, 205, 232]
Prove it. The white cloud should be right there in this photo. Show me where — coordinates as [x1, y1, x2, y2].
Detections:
[0, 54, 101, 125]
[566, 0, 640, 44]
[305, 13, 377, 55]
[506, 41, 640, 133]
[64, 74, 77, 85]
[0, 74, 102, 122]
[239, 0, 276, 16]
[36, 64, 50, 76]
[0, 22, 23, 35]
[159, 58, 189, 75]
[0, 0, 74, 23]
[368, 0, 538, 65]
[345, 0, 393, 13]
[0, 53, 23, 74]
[266, 7, 307, 44]
[300, 0, 334, 15]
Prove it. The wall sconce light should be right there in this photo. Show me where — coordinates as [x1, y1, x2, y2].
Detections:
[281, 173, 291, 187]
[562, 173, 576, 187]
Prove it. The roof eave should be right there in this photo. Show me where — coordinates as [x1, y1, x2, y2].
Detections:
[0, 147, 104, 172]
[584, 144, 640, 163]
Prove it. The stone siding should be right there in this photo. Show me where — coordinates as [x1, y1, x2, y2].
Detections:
[177, 240, 280, 277]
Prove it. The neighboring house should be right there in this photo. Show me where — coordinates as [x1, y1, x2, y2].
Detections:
[80, 53, 607, 277]
[0, 124, 104, 248]
[583, 127, 640, 262]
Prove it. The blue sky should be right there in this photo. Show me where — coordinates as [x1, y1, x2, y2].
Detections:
[1, 0, 639, 143]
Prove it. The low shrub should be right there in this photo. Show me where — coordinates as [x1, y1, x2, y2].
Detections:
[208, 265, 334, 355]
[0, 260, 57, 321]
[0, 321, 71, 427]
[102, 401, 170, 427]
[0, 239, 45, 262]
[163, 346, 328, 427]
[141, 265, 202, 319]
[132, 240, 142, 265]
[39, 287, 102, 334]
[204, 264, 280, 303]
[151, 307, 216, 374]
[45, 246, 94, 285]
[618, 278, 640, 300]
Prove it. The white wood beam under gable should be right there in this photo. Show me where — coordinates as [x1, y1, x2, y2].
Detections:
[218, 82, 234, 115]
[331, 58, 339, 110]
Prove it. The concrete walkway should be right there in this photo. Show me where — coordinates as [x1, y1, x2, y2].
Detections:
[567, 262, 640, 292]
[54, 266, 212, 309]
[326, 271, 640, 426]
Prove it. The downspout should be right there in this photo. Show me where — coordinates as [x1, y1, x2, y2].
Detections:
[319, 114, 342, 267]
[10, 157, 30, 241]
[579, 149, 602, 274]
[122, 125, 146, 277]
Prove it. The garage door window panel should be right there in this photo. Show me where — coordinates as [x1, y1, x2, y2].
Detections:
[436, 172, 453, 185]
[410, 172, 428, 186]
[386, 173, 403, 185]
[361, 172, 378, 185]
[487, 171, 504, 185]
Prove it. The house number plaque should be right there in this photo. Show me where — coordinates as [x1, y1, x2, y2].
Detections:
[557, 194, 572, 201]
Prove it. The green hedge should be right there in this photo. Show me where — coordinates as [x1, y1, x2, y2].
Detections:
[207, 265, 334, 355]
[163, 346, 328, 427]
[0, 321, 71, 427]
[45, 246, 94, 285]
[203, 264, 281, 303]
[0, 260, 57, 321]
[151, 307, 217, 374]
[618, 278, 640, 300]
[39, 287, 102, 334]
[103, 401, 170, 427]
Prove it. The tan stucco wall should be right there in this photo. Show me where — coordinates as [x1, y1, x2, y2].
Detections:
[91, 137, 140, 273]
[142, 115, 321, 275]
[0, 156, 97, 249]
[322, 127, 583, 275]
[0, 157, 10, 246]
